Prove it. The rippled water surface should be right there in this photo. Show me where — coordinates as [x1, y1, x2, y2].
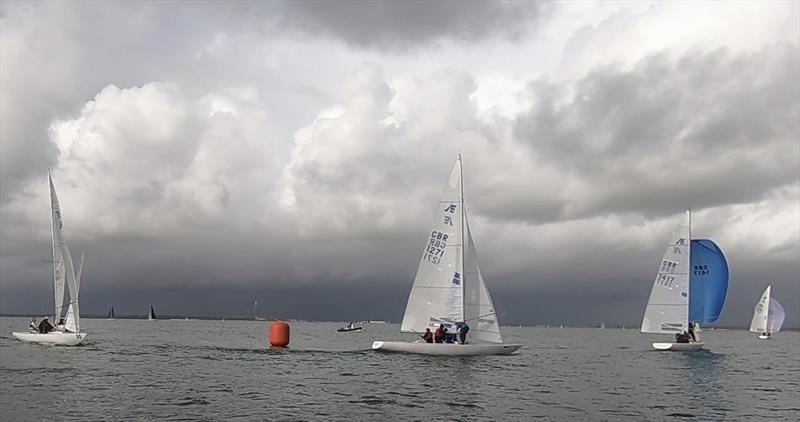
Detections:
[1, 317, 798, 421]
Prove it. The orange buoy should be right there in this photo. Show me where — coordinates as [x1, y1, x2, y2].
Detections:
[269, 321, 290, 347]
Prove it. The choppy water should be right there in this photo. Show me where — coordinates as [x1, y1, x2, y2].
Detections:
[1, 317, 798, 421]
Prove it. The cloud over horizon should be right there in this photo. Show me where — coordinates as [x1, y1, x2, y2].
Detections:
[1, 1, 798, 327]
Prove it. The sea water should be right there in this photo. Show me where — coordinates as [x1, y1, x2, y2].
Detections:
[1, 317, 798, 421]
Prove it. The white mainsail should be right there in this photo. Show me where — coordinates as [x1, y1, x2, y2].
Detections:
[401, 159, 464, 333]
[641, 210, 691, 334]
[749, 285, 771, 333]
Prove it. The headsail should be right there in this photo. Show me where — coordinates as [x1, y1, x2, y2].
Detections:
[749, 285, 771, 333]
[463, 217, 502, 343]
[767, 298, 785, 334]
[688, 239, 729, 324]
[401, 159, 464, 333]
[641, 211, 691, 334]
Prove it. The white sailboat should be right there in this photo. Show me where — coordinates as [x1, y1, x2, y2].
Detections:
[148, 305, 157, 320]
[641, 210, 729, 351]
[372, 156, 521, 356]
[749, 285, 785, 339]
[12, 173, 87, 346]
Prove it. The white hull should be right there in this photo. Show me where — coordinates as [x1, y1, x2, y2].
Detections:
[12, 331, 87, 346]
[372, 341, 521, 356]
[758, 335, 771, 340]
[652, 342, 704, 351]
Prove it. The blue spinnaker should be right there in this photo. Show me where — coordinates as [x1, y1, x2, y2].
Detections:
[689, 239, 729, 324]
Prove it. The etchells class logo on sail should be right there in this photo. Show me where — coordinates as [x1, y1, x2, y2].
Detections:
[451, 272, 461, 286]
[443, 204, 456, 226]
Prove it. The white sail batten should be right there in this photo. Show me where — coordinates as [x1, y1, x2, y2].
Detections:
[401, 160, 464, 333]
[749, 285, 771, 333]
[463, 218, 502, 343]
[641, 211, 691, 334]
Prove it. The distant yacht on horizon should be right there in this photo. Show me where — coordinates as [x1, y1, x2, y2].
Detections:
[749, 285, 785, 339]
[148, 305, 157, 321]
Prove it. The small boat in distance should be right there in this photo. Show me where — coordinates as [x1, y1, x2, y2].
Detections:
[337, 322, 363, 332]
[641, 210, 730, 351]
[749, 285, 785, 339]
[148, 305, 157, 321]
[12, 173, 87, 346]
[107, 305, 116, 320]
[372, 156, 521, 356]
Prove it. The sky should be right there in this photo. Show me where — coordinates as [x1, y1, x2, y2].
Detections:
[1, 1, 798, 327]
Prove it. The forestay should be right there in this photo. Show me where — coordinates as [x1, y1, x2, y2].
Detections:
[641, 212, 691, 334]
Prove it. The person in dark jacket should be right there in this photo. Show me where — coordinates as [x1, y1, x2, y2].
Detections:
[38, 317, 54, 334]
[456, 321, 470, 344]
[423, 328, 433, 343]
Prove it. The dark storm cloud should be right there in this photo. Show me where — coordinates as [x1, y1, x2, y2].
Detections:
[278, 0, 552, 50]
[508, 44, 799, 222]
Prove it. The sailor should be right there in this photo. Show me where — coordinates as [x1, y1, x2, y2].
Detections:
[29, 317, 38, 333]
[444, 328, 454, 343]
[422, 328, 433, 343]
[457, 321, 470, 344]
[687, 324, 697, 343]
[55, 318, 67, 332]
[434, 324, 445, 343]
[37, 317, 54, 334]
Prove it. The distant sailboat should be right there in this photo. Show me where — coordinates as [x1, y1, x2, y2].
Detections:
[107, 305, 116, 320]
[749, 285, 785, 339]
[372, 156, 521, 356]
[12, 173, 87, 346]
[641, 210, 729, 351]
[148, 305, 157, 321]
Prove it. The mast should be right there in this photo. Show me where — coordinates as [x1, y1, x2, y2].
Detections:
[764, 285, 771, 334]
[49, 171, 58, 319]
[459, 154, 465, 322]
[686, 208, 692, 330]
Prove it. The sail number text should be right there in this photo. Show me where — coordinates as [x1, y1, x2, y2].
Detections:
[423, 231, 449, 265]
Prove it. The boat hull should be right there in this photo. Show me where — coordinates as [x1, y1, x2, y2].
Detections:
[652, 342, 704, 351]
[12, 331, 87, 346]
[758, 335, 771, 340]
[372, 341, 521, 356]
[337, 327, 362, 332]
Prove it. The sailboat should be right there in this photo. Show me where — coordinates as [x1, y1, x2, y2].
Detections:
[148, 305, 157, 321]
[372, 156, 521, 356]
[107, 305, 116, 320]
[12, 173, 88, 346]
[749, 285, 785, 339]
[641, 210, 729, 351]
